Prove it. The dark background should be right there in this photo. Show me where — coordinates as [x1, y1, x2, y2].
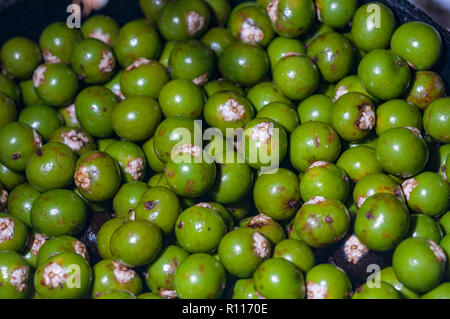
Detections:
[0, 0, 448, 84]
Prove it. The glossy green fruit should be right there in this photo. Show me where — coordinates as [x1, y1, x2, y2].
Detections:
[165, 146, 216, 198]
[0, 251, 32, 299]
[145, 245, 189, 298]
[111, 96, 162, 142]
[333, 75, 379, 103]
[332, 92, 376, 142]
[316, 0, 357, 28]
[351, 3, 396, 52]
[273, 55, 320, 101]
[290, 121, 341, 172]
[228, 2, 274, 47]
[253, 168, 300, 220]
[33, 63, 79, 107]
[305, 264, 352, 299]
[30, 189, 87, 236]
[240, 118, 288, 171]
[36, 235, 88, 267]
[265, 0, 315, 37]
[380, 267, 420, 299]
[0, 93, 17, 128]
[267, 37, 306, 70]
[218, 227, 271, 278]
[168, 40, 215, 86]
[232, 278, 263, 299]
[142, 137, 165, 173]
[297, 94, 334, 125]
[423, 97, 450, 143]
[135, 186, 181, 234]
[300, 161, 349, 203]
[48, 127, 96, 156]
[139, 0, 170, 22]
[440, 211, 450, 234]
[241, 214, 286, 244]
[293, 197, 350, 248]
[256, 102, 299, 133]
[219, 41, 269, 87]
[0, 121, 42, 172]
[7, 183, 41, 227]
[353, 173, 404, 209]
[201, 27, 234, 56]
[307, 32, 355, 83]
[337, 146, 383, 182]
[71, 38, 116, 84]
[391, 22, 442, 71]
[105, 141, 147, 182]
[195, 202, 234, 231]
[75, 86, 117, 138]
[113, 182, 148, 219]
[74, 151, 121, 202]
[175, 205, 226, 253]
[153, 117, 199, 163]
[253, 258, 306, 299]
[59, 104, 80, 129]
[406, 71, 445, 110]
[422, 283, 450, 299]
[375, 99, 423, 135]
[355, 193, 409, 252]
[376, 127, 428, 178]
[18, 104, 63, 141]
[92, 259, 142, 299]
[204, 91, 254, 135]
[204, 0, 231, 27]
[121, 58, 169, 98]
[39, 22, 82, 64]
[0, 212, 28, 252]
[247, 82, 291, 112]
[159, 79, 204, 119]
[408, 214, 443, 243]
[273, 239, 316, 273]
[81, 14, 120, 46]
[0, 37, 41, 80]
[0, 162, 26, 191]
[158, 0, 211, 41]
[97, 218, 129, 260]
[204, 79, 245, 98]
[34, 252, 92, 299]
[402, 172, 449, 217]
[26, 142, 76, 192]
[208, 151, 253, 204]
[104, 70, 125, 100]
[352, 282, 401, 299]
[0, 74, 21, 104]
[114, 20, 161, 68]
[158, 41, 176, 68]
[358, 49, 411, 101]
[110, 219, 162, 267]
[393, 237, 446, 293]
[174, 253, 226, 299]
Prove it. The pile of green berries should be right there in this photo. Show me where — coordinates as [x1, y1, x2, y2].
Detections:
[0, 0, 449, 299]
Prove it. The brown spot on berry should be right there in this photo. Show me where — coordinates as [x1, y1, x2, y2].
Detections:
[287, 199, 298, 208]
[144, 201, 156, 210]
[365, 211, 374, 220]
[324, 216, 333, 224]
